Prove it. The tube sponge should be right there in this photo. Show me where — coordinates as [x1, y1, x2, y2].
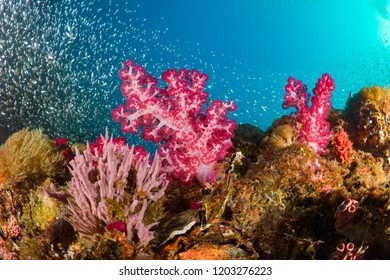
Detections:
[0, 128, 64, 190]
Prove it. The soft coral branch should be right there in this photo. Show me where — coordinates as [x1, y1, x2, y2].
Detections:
[283, 73, 335, 154]
[112, 60, 237, 185]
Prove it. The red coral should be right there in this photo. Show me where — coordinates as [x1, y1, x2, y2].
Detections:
[88, 134, 149, 166]
[55, 137, 74, 163]
[112, 60, 237, 185]
[89, 135, 127, 155]
[333, 128, 353, 163]
[55, 137, 68, 146]
[106, 221, 127, 234]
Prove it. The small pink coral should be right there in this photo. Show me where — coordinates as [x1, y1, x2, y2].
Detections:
[0, 250, 18, 260]
[7, 215, 21, 238]
[0, 226, 19, 260]
[334, 198, 358, 230]
[306, 158, 323, 181]
[320, 184, 332, 194]
[283, 74, 335, 154]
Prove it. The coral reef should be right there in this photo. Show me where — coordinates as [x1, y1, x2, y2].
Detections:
[1, 62, 390, 260]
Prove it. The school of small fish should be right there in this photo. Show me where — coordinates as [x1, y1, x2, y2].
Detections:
[0, 0, 282, 143]
[0, 0, 163, 142]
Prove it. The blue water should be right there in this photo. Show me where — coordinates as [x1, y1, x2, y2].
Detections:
[2, 0, 390, 146]
[114, 0, 390, 132]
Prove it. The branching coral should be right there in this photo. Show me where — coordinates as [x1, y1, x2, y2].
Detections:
[282, 74, 335, 154]
[112, 60, 237, 185]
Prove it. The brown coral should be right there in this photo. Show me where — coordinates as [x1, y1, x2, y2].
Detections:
[268, 124, 296, 149]
[0, 128, 64, 191]
[344, 86, 390, 161]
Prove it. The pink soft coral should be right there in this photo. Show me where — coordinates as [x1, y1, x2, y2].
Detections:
[112, 60, 237, 185]
[283, 73, 335, 154]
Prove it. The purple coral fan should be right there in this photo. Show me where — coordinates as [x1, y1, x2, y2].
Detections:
[62, 129, 168, 246]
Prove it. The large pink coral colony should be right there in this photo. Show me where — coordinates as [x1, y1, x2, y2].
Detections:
[112, 60, 237, 185]
[283, 73, 335, 154]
